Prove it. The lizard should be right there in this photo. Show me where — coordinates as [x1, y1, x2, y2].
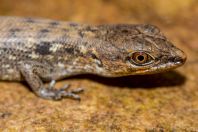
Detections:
[0, 16, 186, 100]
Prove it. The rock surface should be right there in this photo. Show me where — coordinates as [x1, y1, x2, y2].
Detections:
[0, 0, 197, 131]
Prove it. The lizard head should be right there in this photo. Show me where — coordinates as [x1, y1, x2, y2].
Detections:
[93, 24, 186, 76]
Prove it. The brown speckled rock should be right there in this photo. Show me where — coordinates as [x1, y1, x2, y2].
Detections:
[0, 0, 197, 131]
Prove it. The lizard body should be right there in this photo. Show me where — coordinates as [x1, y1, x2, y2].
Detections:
[0, 16, 186, 100]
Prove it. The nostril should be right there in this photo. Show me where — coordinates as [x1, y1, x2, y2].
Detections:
[174, 56, 186, 65]
[175, 49, 187, 64]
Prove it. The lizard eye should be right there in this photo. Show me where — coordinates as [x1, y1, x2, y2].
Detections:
[129, 51, 154, 66]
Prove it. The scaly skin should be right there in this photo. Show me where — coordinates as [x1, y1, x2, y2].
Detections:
[0, 16, 186, 100]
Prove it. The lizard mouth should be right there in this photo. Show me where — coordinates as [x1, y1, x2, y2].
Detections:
[166, 49, 187, 67]
[172, 47, 187, 66]
[173, 56, 186, 66]
[147, 55, 186, 74]
[151, 49, 187, 74]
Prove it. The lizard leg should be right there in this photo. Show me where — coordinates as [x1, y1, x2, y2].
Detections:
[18, 61, 83, 100]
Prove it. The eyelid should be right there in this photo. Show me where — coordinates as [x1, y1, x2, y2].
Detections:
[128, 51, 155, 59]
[128, 51, 155, 66]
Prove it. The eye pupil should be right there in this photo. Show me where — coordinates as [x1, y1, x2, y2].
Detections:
[137, 55, 144, 61]
[128, 51, 154, 66]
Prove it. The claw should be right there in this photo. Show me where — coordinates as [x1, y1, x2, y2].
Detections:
[71, 88, 84, 93]
[59, 84, 70, 91]
[62, 92, 81, 101]
[49, 80, 56, 89]
[39, 81, 84, 100]
[52, 90, 82, 101]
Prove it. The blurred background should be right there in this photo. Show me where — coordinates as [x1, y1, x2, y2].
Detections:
[0, 0, 196, 25]
[0, 0, 197, 131]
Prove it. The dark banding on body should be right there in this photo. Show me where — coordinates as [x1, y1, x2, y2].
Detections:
[35, 42, 52, 55]
[49, 21, 59, 27]
[24, 17, 36, 23]
[61, 28, 69, 32]
[9, 28, 21, 32]
[64, 47, 81, 56]
[39, 29, 50, 33]
[88, 51, 103, 67]
[37, 29, 50, 38]
[65, 47, 75, 54]
[69, 23, 79, 27]
[8, 28, 22, 38]
[78, 31, 84, 38]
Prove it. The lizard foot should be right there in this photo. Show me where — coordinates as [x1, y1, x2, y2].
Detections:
[38, 80, 84, 100]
